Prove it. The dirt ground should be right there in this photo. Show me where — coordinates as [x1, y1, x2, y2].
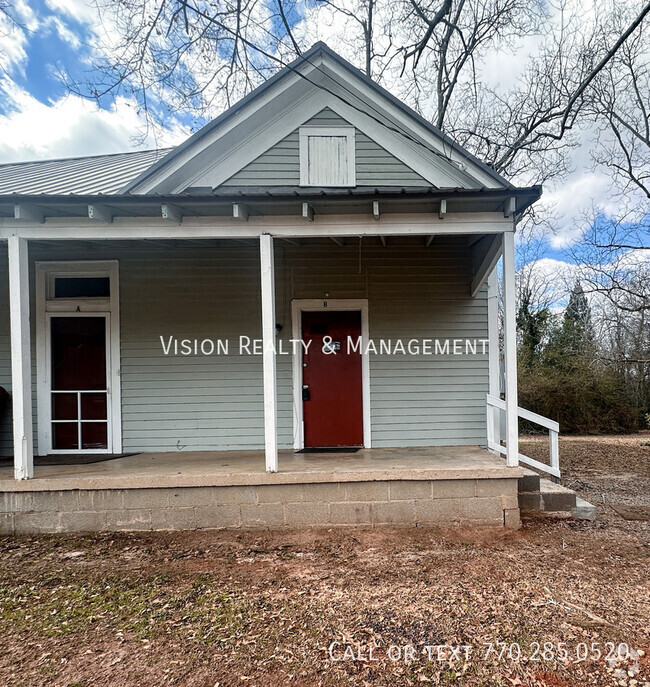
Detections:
[0, 436, 648, 687]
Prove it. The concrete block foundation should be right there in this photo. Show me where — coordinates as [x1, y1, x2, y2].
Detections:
[0, 476, 521, 535]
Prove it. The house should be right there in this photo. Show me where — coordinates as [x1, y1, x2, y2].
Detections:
[0, 43, 561, 535]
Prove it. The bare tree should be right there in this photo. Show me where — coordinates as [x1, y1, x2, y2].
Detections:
[70, 0, 649, 187]
[570, 212, 649, 312]
[590, 24, 649, 199]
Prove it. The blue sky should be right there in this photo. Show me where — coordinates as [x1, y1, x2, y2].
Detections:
[0, 0, 191, 161]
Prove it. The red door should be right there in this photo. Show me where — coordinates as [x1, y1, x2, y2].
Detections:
[302, 310, 363, 448]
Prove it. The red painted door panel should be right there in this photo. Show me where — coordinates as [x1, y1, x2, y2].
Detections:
[302, 310, 363, 448]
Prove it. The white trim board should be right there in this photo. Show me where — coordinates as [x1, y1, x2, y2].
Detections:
[291, 299, 371, 451]
[35, 260, 121, 455]
[1, 213, 514, 241]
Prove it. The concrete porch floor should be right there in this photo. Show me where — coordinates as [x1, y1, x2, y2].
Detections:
[0, 446, 521, 492]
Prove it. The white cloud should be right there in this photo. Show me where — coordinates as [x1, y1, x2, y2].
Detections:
[42, 15, 82, 49]
[0, 78, 188, 163]
[518, 257, 581, 310]
[0, 21, 28, 74]
[541, 171, 614, 248]
[44, 0, 98, 25]
[0, 0, 37, 74]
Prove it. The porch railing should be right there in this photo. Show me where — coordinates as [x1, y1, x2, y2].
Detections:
[486, 394, 560, 479]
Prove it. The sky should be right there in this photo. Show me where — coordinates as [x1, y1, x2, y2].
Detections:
[0, 0, 189, 161]
[0, 0, 647, 302]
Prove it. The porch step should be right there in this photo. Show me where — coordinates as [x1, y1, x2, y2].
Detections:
[518, 468, 541, 494]
[518, 468, 596, 520]
[539, 479, 577, 512]
[572, 496, 597, 521]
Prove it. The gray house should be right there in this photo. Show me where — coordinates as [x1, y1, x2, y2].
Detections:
[0, 43, 561, 534]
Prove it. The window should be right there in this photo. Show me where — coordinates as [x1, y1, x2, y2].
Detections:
[299, 126, 355, 187]
[54, 276, 110, 298]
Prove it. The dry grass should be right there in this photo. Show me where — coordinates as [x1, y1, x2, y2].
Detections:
[0, 435, 648, 687]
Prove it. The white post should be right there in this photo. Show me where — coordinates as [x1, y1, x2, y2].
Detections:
[487, 268, 501, 449]
[8, 237, 34, 480]
[260, 233, 278, 473]
[550, 429, 560, 478]
[502, 231, 519, 467]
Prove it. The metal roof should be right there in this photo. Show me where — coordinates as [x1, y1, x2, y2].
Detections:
[0, 149, 173, 196]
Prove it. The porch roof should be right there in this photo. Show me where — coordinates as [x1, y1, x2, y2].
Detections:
[0, 185, 541, 222]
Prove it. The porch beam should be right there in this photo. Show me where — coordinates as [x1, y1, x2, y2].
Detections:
[260, 233, 278, 473]
[7, 237, 34, 480]
[470, 234, 502, 297]
[0, 212, 513, 241]
[502, 230, 519, 467]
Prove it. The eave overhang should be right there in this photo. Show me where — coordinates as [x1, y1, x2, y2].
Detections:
[0, 186, 542, 225]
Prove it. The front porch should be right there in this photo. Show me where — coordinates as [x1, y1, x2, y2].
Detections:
[0, 446, 522, 534]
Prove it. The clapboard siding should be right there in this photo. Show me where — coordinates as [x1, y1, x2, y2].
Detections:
[279, 238, 488, 447]
[221, 108, 430, 187]
[0, 237, 488, 457]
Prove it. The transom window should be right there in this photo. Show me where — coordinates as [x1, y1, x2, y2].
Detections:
[53, 276, 111, 298]
[299, 126, 355, 187]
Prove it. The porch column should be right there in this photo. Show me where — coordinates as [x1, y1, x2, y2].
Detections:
[502, 231, 519, 467]
[487, 268, 501, 447]
[8, 236, 34, 480]
[259, 233, 278, 472]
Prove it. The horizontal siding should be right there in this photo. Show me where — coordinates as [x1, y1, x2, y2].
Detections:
[118, 249, 266, 452]
[280, 237, 488, 448]
[221, 108, 430, 188]
[0, 236, 488, 458]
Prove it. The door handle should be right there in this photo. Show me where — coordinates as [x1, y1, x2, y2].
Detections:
[302, 385, 310, 401]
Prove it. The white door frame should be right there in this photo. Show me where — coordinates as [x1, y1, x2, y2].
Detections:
[36, 261, 121, 455]
[291, 298, 371, 450]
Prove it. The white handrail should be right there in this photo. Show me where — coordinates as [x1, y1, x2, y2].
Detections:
[486, 394, 560, 479]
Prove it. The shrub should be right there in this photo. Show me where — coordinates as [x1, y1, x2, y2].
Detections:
[518, 359, 639, 434]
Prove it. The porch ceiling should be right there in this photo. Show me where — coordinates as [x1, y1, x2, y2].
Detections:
[0, 446, 521, 492]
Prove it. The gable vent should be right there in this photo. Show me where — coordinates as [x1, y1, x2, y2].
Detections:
[299, 126, 355, 187]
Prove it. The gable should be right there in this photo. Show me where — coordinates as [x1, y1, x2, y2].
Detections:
[125, 43, 511, 195]
[219, 109, 430, 188]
